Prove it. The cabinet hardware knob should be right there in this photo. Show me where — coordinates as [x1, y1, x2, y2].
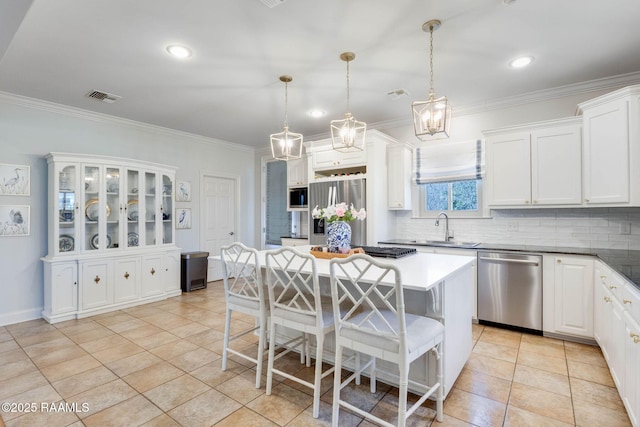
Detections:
[604, 296, 611, 303]
[635, 336, 640, 344]
[124, 272, 130, 279]
[74, 281, 77, 285]
[585, 199, 589, 202]
[610, 285, 617, 290]
[623, 299, 632, 305]
[94, 275, 100, 284]
[631, 332, 639, 339]
[600, 275, 606, 279]
[557, 259, 561, 263]
[525, 200, 530, 204]
[150, 268, 156, 275]
[229, 231, 234, 236]
[533, 200, 538, 204]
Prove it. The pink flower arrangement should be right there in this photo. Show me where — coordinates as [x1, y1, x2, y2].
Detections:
[312, 202, 366, 223]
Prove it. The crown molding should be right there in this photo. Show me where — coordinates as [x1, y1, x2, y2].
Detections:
[370, 71, 640, 130]
[0, 91, 255, 154]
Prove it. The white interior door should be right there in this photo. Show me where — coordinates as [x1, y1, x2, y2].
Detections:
[202, 175, 236, 281]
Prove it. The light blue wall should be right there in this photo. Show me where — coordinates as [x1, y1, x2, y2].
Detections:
[0, 94, 256, 325]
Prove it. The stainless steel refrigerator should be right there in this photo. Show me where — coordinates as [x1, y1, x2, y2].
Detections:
[308, 178, 366, 247]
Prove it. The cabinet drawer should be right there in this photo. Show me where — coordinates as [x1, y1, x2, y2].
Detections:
[623, 282, 640, 321]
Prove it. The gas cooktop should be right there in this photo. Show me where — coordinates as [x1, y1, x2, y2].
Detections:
[354, 246, 417, 259]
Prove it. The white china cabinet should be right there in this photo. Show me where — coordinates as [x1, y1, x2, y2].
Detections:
[42, 153, 181, 323]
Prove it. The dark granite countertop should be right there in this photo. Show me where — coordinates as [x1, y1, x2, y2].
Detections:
[280, 236, 309, 240]
[379, 239, 640, 289]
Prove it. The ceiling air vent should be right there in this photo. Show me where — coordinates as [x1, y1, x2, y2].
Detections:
[387, 89, 409, 100]
[260, 0, 287, 8]
[86, 90, 121, 104]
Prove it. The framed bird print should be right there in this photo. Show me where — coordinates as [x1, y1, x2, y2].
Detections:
[175, 207, 191, 229]
[176, 181, 191, 202]
[0, 164, 30, 196]
[0, 205, 30, 236]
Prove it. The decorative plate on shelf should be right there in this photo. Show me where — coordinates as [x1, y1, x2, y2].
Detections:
[85, 199, 111, 221]
[59, 235, 74, 252]
[127, 199, 139, 220]
[127, 232, 139, 247]
[90, 233, 111, 249]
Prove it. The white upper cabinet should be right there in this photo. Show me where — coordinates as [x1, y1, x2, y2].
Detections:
[286, 157, 308, 187]
[386, 143, 412, 210]
[484, 117, 582, 207]
[578, 85, 640, 206]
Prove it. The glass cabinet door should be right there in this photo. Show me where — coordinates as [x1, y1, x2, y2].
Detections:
[105, 167, 120, 250]
[125, 169, 141, 248]
[83, 165, 102, 251]
[57, 164, 77, 254]
[145, 172, 157, 245]
[162, 174, 173, 245]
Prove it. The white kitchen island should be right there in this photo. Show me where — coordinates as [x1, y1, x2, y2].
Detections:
[210, 247, 474, 397]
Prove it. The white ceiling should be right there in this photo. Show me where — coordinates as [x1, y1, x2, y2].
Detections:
[1, 0, 640, 149]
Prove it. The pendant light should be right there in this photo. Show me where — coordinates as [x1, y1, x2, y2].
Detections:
[412, 19, 452, 140]
[270, 75, 303, 161]
[330, 52, 366, 152]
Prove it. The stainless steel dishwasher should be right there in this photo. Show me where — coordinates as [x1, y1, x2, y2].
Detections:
[477, 251, 542, 332]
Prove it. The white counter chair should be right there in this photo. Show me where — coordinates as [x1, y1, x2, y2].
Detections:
[265, 247, 336, 419]
[220, 242, 268, 389]
[329, 254, 444, 427]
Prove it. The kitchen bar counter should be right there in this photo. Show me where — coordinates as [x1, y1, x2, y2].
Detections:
[380, 239, 640, 288]
[210, 246, 475, 397]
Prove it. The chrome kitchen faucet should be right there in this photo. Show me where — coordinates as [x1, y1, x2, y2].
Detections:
[435, 212, 452, 241]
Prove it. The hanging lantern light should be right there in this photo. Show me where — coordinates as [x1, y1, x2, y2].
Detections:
[412, 19, 452, 140]
[270, 75, 303, 161]
[330, 52, 366, 151]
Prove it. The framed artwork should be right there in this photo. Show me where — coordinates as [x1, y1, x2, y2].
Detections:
[0, 164, 30, 196]
[176, 208, 191, 229]
[176, 181, 191, 202]
[0, 205, 30, 236]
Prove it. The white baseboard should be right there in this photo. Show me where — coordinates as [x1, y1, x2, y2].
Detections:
[0, 306, 44, 327]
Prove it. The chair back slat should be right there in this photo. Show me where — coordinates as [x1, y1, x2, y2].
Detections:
[221, 243, 264, 304]
[330, 254, 407, 345]
[266, 247, 321, 317]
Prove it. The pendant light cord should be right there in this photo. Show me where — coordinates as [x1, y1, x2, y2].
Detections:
[283, 81, 289, 128]
[346, 59, 351, 114]
[429, 24, 435, 97]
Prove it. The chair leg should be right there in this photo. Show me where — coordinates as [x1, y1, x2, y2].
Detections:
[312, 334, 324, 418]
[436, 343, 444, 422]
[331, 343, 344, 427]
[255, 312, 267, 389]
[222, 308, 232, 371]
[397, 361, 409, 427]
[355, 352, 361, 385]
[370, 357, 376, 393]
[266, 322, 278, 395]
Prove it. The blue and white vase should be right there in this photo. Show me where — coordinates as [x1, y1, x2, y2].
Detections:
[326, 221, 351, 253]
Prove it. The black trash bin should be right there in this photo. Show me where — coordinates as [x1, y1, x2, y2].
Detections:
[181, 251, 209, 292]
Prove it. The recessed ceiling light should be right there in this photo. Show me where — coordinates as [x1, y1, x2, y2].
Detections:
[166, 45, 192, 59]
[509, 56, 534, 68]
[308, 109, 326, 118]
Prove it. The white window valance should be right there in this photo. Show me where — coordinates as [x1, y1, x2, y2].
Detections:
[413, 139, 484, 184]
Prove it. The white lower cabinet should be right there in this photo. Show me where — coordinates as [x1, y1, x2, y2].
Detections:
[543, 255, 594, 338]
[280, 238, 310, 247]
[163, 250, 181, 294]
[624, 312, 640, 426]
[42, 248, 181, 323]
[43, 262, 78, 318]
[80, 259, 113, 310]
[114, 257, 140, 303]
[141, 254, 164, 297]
[593, 260, 640, 426]
[553, 255, 594, 337]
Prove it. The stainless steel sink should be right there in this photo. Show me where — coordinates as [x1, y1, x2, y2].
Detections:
[410, 240, 481, 248]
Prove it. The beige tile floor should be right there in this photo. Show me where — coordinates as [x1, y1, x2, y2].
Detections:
[0, 282, 632, 427]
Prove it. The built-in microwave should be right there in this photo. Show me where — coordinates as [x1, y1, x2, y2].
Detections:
[288, 187, 308, 209]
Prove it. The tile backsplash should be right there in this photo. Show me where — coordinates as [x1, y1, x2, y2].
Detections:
[394, 208, 640, 250]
